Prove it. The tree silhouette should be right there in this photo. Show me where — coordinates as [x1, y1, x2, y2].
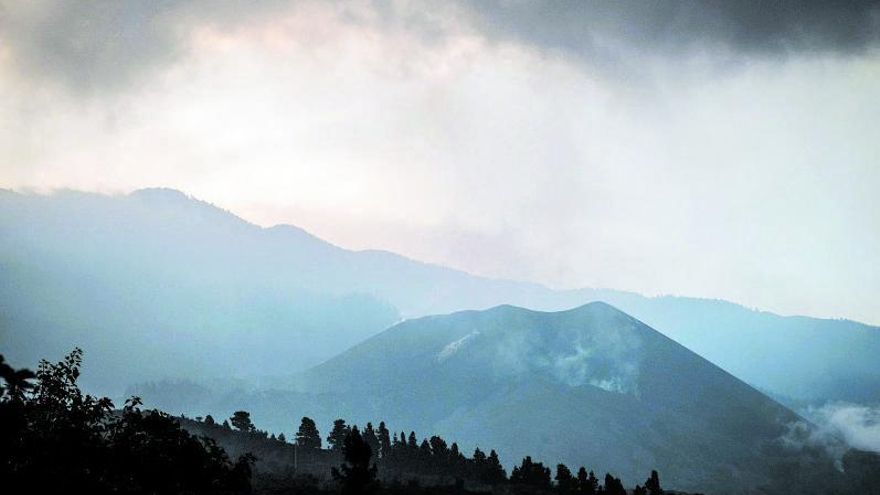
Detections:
[577, 467, 599, 494]
[331, 426, 378, 495]
[604, 473, 627, 495]
[556, 463, 575, 493]
[327, 419, 351, 451]
[429, 435, 449, 459]
[230, 411, 255, 432]
[364, 422, 381, 459]
[296, 416, 322, 450]
[511, 456, 551, 488]
[377, 421, 392, 458]
[484, 449, 507, 484]
[0, 350, 251, 494]
[645, 469, 663, 495]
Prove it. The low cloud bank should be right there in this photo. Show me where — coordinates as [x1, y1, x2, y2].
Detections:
[806, 402, 880, 454]
[782, 402, 880, 470]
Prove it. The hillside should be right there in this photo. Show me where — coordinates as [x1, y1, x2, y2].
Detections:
[281, 302, 827, 494]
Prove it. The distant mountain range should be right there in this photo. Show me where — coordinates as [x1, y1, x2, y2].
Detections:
[1, 188, 878, 407]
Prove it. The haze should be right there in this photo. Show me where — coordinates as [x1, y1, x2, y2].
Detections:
[1, 0, 878, 324]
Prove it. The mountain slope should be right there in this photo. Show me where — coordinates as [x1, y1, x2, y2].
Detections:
[1, 188, 878, 406]
[287, 303, 820, 494]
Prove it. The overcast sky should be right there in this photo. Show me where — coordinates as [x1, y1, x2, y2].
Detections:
[1, 1, 879, 324]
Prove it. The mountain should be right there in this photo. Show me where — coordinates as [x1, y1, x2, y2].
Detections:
[1, 188, 878, 406]
[188, 303, 832, 494]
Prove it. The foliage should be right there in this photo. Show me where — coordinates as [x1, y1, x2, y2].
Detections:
[331, 426, 379, 494]
[296, 416, 322, 450]
[231, 410, 256, 433]
[0, 350, 252, 494]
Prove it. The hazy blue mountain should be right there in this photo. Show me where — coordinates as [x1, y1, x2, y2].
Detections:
[143, 303, 830, 494]
[1, 188, 878, 406]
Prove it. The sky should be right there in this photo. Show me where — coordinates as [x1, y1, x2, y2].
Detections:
[1, 1, 879, 324]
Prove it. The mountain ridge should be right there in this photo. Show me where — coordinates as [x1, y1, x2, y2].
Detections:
[2, 188, 879, 406]
[273, 301, 815, 494]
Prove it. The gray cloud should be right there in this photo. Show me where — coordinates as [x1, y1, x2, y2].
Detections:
[0, 1, 183, 92]
[466, 1, 880, 58]
[0, 0, 295, 93]
[2, 1, 878, 93]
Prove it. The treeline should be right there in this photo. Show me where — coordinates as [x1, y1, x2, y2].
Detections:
[186, 412, 668, 495]
[1, 349, 671, 494]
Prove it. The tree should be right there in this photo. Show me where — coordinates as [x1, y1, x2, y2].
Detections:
[419, 439, 432, 460]
[556, 463, 575, 493]
[277, 432, 287, 443]
[511, 456, 551, 488]
[429, 435, 448, 459]
[604, 473, 626, 495]
[327, 419, 350, 451]
[0, 354, 35, 400]
[331, 426, 378, 495]
[230, 411, 255, 432]
[204, 414, 215, 426]
[296, 416, 322, 450]
[377, 421, 392, 458]
[645, 470, 663, 495]
[0, 350, 252, 494]
[364, 422, 380, 459]
[578, 468, 598, 494]
[450, 442, 462, 460]
[484, 449, 507, 484]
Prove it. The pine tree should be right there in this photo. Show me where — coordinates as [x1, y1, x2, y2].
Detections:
[277, 432, 287, 443]
[511, 456, 551, 487]
[556, 463, 575, 493]
[587, 470, 599, 494]
[331, 426, 378, 495]
[419, 438, 432, 460]
[485, 449, 507, 484]
[603, 473, 626, 495]
[472, 447, 486, 464]
[429, 435, 448, 459]
[327, 419, 351, 451]
[296, 416, 322, 450]
[230, 411, 255, 432]
[204, 414, 215, 426]
[377, 421, 392, 458]
[577, 467, 589, 492]
[363, 422, 380, 460]
[450, 442, 461, 460]
[645, 470, 663, 495]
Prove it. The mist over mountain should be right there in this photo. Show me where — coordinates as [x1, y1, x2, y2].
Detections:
[144, 303, 839, 494]
[1, 188, 878, 408]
